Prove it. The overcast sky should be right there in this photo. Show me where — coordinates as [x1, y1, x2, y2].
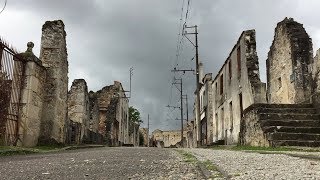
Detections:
[0, 0, 320, 132]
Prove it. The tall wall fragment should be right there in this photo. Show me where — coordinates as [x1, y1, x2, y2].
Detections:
[39, 20, 68, 144]
[17, 43, 47, 147]
[266, 18, 313, 104]
[67, 79, 89, 144]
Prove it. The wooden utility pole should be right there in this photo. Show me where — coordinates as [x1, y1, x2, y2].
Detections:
[147, 114, 150, 147]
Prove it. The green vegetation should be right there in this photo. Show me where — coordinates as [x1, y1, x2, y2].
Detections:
[0, 145, 65, 156]
[128, 106, 143, 134]
[176, 150, 198, 164]
[175, 150, 224, 179]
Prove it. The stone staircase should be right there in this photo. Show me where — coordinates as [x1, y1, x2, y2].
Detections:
[257, 104, 320, 147]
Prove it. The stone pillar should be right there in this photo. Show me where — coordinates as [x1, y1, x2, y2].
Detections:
[266, 18, 313, 104]
[18, 42, 47, 147]
[39, 20, 68, 144]
[312, 49, 320, 109]
[67, 79, 89, 144]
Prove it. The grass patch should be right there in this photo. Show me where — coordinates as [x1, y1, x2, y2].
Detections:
[0, 145, 66, 157]
[202, 160, 224, 178]
[176, 150, 225, 179]
[175, 150, 198, 164]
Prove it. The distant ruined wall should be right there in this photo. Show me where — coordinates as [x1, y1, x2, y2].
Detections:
[139, 128, 148, 147]
[39, 20, 69, 144]
[67, 79, 89, 144]
[267, 18, 313, 104]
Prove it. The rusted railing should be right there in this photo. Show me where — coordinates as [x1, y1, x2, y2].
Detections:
[0, 39, 26, 146]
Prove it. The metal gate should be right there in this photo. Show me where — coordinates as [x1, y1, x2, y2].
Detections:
[0, 40, 26, 146]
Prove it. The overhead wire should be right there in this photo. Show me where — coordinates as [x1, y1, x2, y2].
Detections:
[0, 0, 7, 15]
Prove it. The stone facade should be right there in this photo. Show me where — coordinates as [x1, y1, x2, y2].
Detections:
[17, 43, 47, 147]
[267, 18, 313, 104]
[198, 73, 214, 145]
[95, 81, 129, 146]
[152, 129, 188, 148]
[67, 79, 89, 144]
[39, 20, 68, 144]
[196, 30, 266, 146]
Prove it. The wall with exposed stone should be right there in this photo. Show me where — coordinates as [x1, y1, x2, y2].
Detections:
[239, 104, 269, 147]
[152, 129, 188, 148]
[95, 81, 129, 146]
[39, 20, 68, 144]
[267, 18, 313, 104]
[67, 79, 89, 144]
[17, 43, 47, 147]
[209, 30, 266, 145]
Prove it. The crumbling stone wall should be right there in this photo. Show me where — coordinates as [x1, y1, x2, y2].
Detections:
[210, 30, 266, 145]
[267, 18, 313, 104]
[39, 20, 68, 144]
[239, 104, 269, 147]
[67, 79, 89, 144]
[17, 43, 47, 147]
[139, 128, 148, 147]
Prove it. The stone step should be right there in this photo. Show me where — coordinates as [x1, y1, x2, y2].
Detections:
[258, 108, 317, 114]
[254, 103, 313, 109]
[269, 132, 320, 141]
[271, 140, 320, 147]
[263, 126, 320, 134]
[259, 113, 320, 120]
[260, 119, 320, 127]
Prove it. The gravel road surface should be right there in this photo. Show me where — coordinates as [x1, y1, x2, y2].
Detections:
[186, 148, 320, 180]
[0, 147, 203, 180]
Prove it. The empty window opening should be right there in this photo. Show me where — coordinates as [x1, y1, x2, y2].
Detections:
[228, 59, 232, 80]
[277, 77, 282, 89]
[220, 74, 224, 95]
[237, 46, 241, 78]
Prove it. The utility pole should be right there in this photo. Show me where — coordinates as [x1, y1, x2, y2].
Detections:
[184, 24, 201, 147]
[129, 67, 133, 98]
[183, 94, 189, 122]
[147, 114, 150, 147]
[172, 78, 184, 145]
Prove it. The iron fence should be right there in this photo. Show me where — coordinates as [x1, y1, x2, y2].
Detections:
[0, 40, 26, 146]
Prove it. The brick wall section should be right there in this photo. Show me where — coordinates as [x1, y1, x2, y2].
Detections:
[39, 20, 68, 144]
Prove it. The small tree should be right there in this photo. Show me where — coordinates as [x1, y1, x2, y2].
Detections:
[128, 106, 142, 134]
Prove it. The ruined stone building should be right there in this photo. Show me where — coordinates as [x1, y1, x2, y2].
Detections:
[152, 128, 190, 148]
[194, 18, 320, 147]
[194, 29, 266, 146]
[240, 18, 320, 147]
[0, 20, 68, 147]
[139, 128, 149, 147]
[0, 20, 136, 147]
[67, 79, 89, 144]
[95, 81, 129, 146]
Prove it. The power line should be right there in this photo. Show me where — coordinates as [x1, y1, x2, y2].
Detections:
[0, 0, 7, 15]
